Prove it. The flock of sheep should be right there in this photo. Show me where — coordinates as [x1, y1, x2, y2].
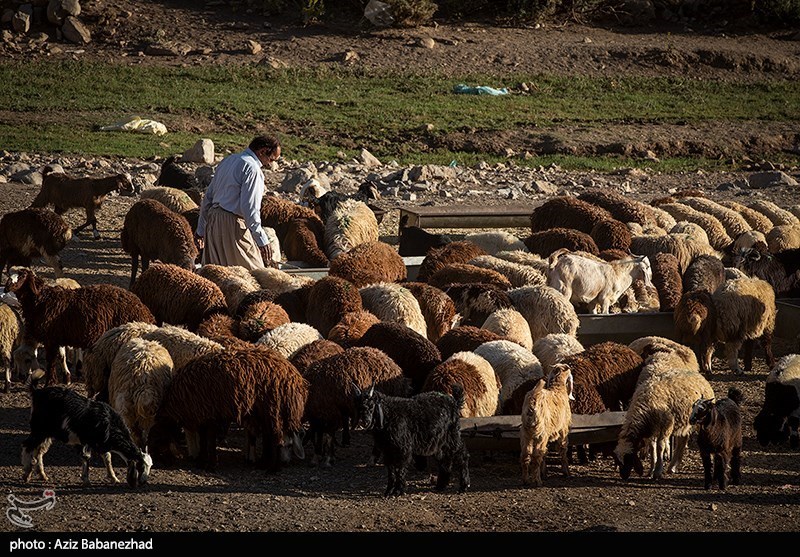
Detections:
[1, 159, 799, 495]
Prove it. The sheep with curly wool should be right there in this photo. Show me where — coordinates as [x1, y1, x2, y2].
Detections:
[0, 208, 72, 279]
[615, 368, 713, 480]
[355, 322, 442, 392]
[683, 255, 725, 293]
[530, 197, 612, 234]
[283, 217, 329, 268]
[197, 264, 257, 290]
[260, 195, 323, 246]
[317, 194, 379, 260]
[649, 205, 677, 230]
[747, 200, 799, 227]
[524, 228, 600, 258]
[719, 200, 774, 234]
[467, 255, 546, 288]
[670, 221, 711, 247]
[494, 251, 550, 275]
[215, 274, 261, 316]
[767, 224, 800, 254]
[481, 307, 533, 350]
[140, 187, 199, 214]
[422, 351, 499, 418]
[649, 252, 682, 312]
[628, 336, 699, 375]
[196, 313, 250, 350]
[630, 233, 716, 274]
[257, 322, 323, 359]
[131, 263, 227, 331]
[578, 190, 656, 226]
[289, 339, 345, 375]
[733, 242, 800, 297]
[4, 269, 155, 386]
[474, 339, 542, 412]
[359, 283, 427, 337]
[599, 249, 631, 262]
[250, 267, 314, 295]
[678, 197, 751, 239]
[273, 283, 313, 323]
[659, 204, 732, 250]
[417, 241, 488, 282]
[404, 282, 458, 343]
[508, 285, 579, 343]
[590, 219, 632, 253]
[674, 289, 717, 375]
[463, 232, 526, 255]
[520, 365, 573, 487]
[532, 334, 584, 375]
[436, 326, 503, 361]
[236, 299, 290, 343]
[305, 276, 362, 337]
[304, 347, 410, 466]
[108, 338, 174, 452]
[1, 302, 23, 392]
[733, 230, 767, 253]
[121, 199, 198, 288]
[428, 263, 513, 290]
[443, 283, 512, 327]
[329, 241, 406, 287]
[327, 311, 380, 347]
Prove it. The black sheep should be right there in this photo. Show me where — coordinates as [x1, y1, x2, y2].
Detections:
[690, 387, 743, 490]
[22, 386, 152, 487]
[398, 224, 452, 257]
[156, 156, 199, 190]
[353, 383, 469, 496]
[734, 243, 800, 297]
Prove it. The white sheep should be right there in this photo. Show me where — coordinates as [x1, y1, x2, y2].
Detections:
[766, 224, 800, 253]
[464, 231, 526, 255]
[733, 230, 767, 252]
[532, 333, 584, 375]
[1, 302, 23, 392]
[508, 285, 579, 342]
[481, 307, 533, 350]
[520, 364, 573, 487]
[494, 250, 550, 276]
[257, 322, 323, 359]
[473, 340, 542, 412]
[627, 336, 699, 376]
[468, 255, 546, 288]
[140, 186, 199, 213]
[108, 338, 175, 452]
[250, 267, 315, 294]
[659, 203, 732, 250]
[321, 197, 379, 260]
[649, 205, 677, 230]
[678, 197, 751, 239]
[548, 250, 653, 314]
[747, 200, 799, 227]
[669, 221, 710, 247]
[359, 283, 427, 337]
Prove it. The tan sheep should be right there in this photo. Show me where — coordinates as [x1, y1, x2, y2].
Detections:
[678, 197, 751, 239]
[747, 200, 799, 227]
[719, 200, 774, 234]
[481, 308, 533, 350]
[359, 283, 427, 338]
[532, 333, 585, 375]
[659, 203, 732, 250]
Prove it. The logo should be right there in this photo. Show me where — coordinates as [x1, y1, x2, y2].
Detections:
[6, 490, 56, 529]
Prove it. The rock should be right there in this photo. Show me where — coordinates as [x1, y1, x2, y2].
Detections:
[47, 0, 79, 25]
[195, 166, 214, 189]
[279, 166, 317, 194]
[29, 31, 48, 43]
[709, 503, 718, 511]
[62, 16, 91, 44]
[618, 0, 655, 24]
[358, 148, 381, 168]
[644, 150, 660, 162]
[12, 10, 31, 33]
[0, 175, 6, 184]
[6, 162, 30, 176]
[44, 163, 65, 174]
[246, 40, 261, 55]
[497, 188, 512, 197]
[409, 164, 456, 182]
[385, 186, 399, 197]
[144, 42, 191, 57]
[583, 37, 592, 43]
[747, 170, 798, 189]
[418, 37, 435, 49]
[2, 9, 14, 24]
[531, 180, 557, 194]
[438, 190, 451, 198]
[2, 30, 14, 44]
[11, 169, 43, 185]
[504, 148, 516, 158]
[402, 192, 417, 201]
[260, 56, 288, 69]
[181, 139, 215, 165]
[341, 50, 359, 63]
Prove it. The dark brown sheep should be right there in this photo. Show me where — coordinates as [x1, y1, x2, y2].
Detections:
[502, 378, 540, 415]
[131, 263, 227, 331]
[436, 326, 503, 361]
[404, 282, 458, 343]
[578, 190, 655, 226]
[429, 264, 512, 290]
[196, 313, 251, 350]
[237, 300, 291, 343]
[421, 355, 497, 417]
[328, 241, 406, 287]
[0, 208, 72, 278]
[260, 195, 323, 246]
[524, 228, 600, 258]
[327, 311, 380, 348]
[529, 197, 612, 234]
[599, 248, 631, 262]
[4, 269, 155, 386]
[273, 283, 313, 323]
[354, 322, 442, 392]
[121, 199, 198, 288]
[289, 339, 345, 375]
[590, 219, 632, 253]
[234, 289, 278, 317]
[683, 255, 726, 293]
[674, 289, 717, 374]
[305, 276, 363, 337]
[283, 217, 329, 268]
[444, 283, 513, 327]
[650, 253, 682, 312]
[304, 347, 410, 465]
[650, 196, 676, 207]
[417, 241, 488, 282]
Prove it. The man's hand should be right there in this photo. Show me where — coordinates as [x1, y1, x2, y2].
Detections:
[194, 234, 204, 251]
[259, 244, 276, 267]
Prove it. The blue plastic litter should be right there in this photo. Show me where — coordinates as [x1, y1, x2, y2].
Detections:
[453, 84, 509, 96]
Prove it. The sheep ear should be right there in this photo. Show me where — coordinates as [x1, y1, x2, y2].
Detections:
[351, 382, 362, 397]
[367, 382, 376, 397]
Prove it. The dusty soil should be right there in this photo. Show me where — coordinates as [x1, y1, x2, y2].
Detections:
[2, 0, 800, 534]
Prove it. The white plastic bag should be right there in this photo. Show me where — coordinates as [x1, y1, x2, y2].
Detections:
[100, 116, 168, 136]
[364, 0, 394, 27]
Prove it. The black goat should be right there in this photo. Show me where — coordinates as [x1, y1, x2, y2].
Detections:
[21, 386, 152, 488]
[353, 383, 469, 496]
[155, 156, 198, 190]
[754, 357, 800, 449]
[690, 387, 743, 490]
[398, 223, 452, 257]
[733, 243, 800, 298]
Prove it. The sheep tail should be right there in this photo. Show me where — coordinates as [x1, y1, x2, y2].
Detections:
[548, 248, 571, 268]
[727, 387, 743, 406]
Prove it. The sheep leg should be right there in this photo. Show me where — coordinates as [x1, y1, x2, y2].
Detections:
[129, 253, 140, 289]
[86, 207, 100, 239]
[652, 437, 668, 479]
[455, 444, 470, 493]
[435, 455, 452, 491]
[667, 435, 688, 474]
[559, 435, 570, 478]
[185, 428, 201, 459]
[80, 445, 92, 485]
[742, 339, 754, 372]
[385, 464, 397, 496]
[532, 448, 545, 487]
[44, 343, 60, 386]
[341, 417, 351, 447]
[520, 434, 535, 485]
[245, 430, 257, 464]
[21, 436, 51, 482]
[3, 362, 9, 393]
[55, 347, 70, 385]
[762, 331, 776, 369]
[725, 341, 743, 374]
[646, 439, 657, 474]
[393, 453, 412, 496]
[730, 446, 741, 486]
[714, 453, 727, 490]
[699, 341, 714, 375]
[42, 254, 65, 279]
[701, 449, 713, 490]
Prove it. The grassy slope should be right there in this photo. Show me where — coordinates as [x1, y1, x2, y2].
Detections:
[1, 61, 798, 170]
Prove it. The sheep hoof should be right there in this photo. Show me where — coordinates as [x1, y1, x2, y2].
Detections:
[21, 473, 32, 483]
[93, 231, 101, 240]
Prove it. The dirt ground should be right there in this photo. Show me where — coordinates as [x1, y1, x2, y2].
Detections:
[2, 0, 800, 534]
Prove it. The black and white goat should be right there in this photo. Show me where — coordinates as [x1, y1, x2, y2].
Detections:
[689, 387, 743, 490]
[353, 383, 469, 496]
[21, 386, 152, 487]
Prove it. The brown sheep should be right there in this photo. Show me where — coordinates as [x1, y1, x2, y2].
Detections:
[579, 190, 656, 226]
[599, 248, 631, 262]
[289, 339, 345, 375]
[417, 241, 488, 282]
[327, 311, 380, 348]
[524, 228, 600, 258]
[444, 283, 513, 327]
[421, 352, 499, 418]
[305, 276, 363, 337]
[236, 300, 290, 343]
[273, 283, 313, 323]
[674, 289, 717, 374]
[436, 326, 503, 360]
[283, 217, 329, 268]
[260, 195, 323, 245]
[428, 263, 512, 290]
[719, 200, 774, 234]
[329, 241, 406, 286]
[649, 253, 682, 312]
[590, 219, 632, 253]
[404, 282, 458, 343]
[530, 197, 612, 234]
[0, 208, 72, 278]
[196, 313, 251, 350]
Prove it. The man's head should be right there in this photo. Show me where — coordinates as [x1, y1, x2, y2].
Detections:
[249, 135, 281, 166]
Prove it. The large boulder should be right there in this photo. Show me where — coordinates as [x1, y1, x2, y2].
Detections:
[62, 16, 91, 44]
[47, 0, 80, 25]
[181, 139, 215, 165]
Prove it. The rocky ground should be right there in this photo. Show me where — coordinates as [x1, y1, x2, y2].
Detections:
[2, 0, 800, 536]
